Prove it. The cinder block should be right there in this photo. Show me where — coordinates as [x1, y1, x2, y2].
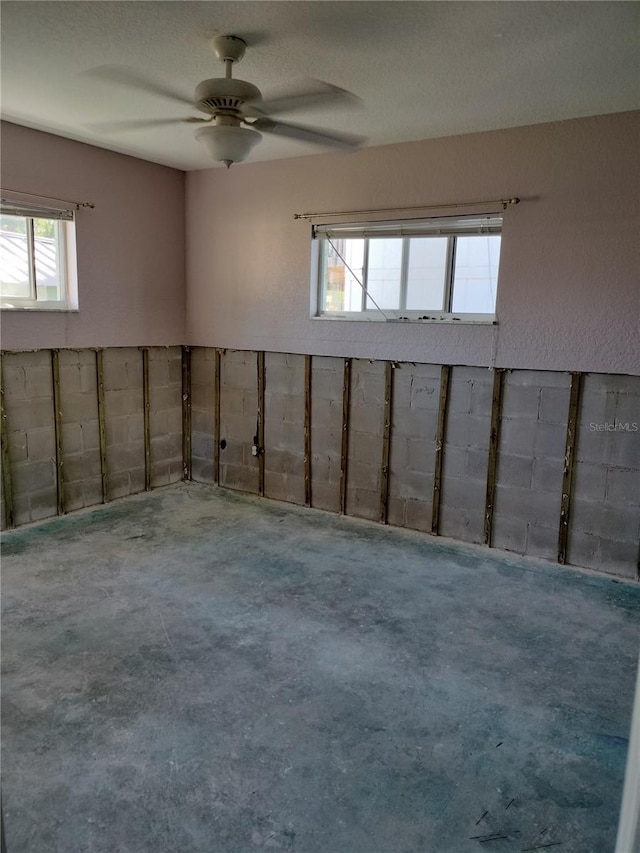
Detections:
[283, 394, 303, 425]
[62, 391, 99, 423]
[265, 472, 305, 505]
[104, 389, 143, 419]
[310, 481, 340, 513]
[310, 368, 343, 402]
[63, 452, 102, 482]
[26, 428, 55, 461]
[168, 354, 183, 385]
[2, 364, 26, 399]
[447, 376, 472, 415]
[346, 459, 379, 492]
[606, 467, 640, 506]
[572, 461, 608, 502]
[470, 378, 494, 417]
[465, 448, 489, 482]
[29, 488, 58, 522]
[446, 414, 490, 451]
[148, 356, 170, 388]
[493, 483, 561, 529]
[352, 431, 382, 465]
[7, 432, 27, 463]
[264, 448, 304, 477]
[509, 369, 569, 389]
[526, 523, 558, 560]
[405, 498, 432, 533]
[570, 498, 639, 541]
[347, 486, 378, 521]
[24, 365, 54, 399]
[192, 432, 214, 460]
[531, 456, 564, 493]
[597, 537, 639, 579]
[191, 458, 214, 484]
[439, 504, 482, 544]
[410, 376, 440, 411]
[106, 471, 130, 500]
[151, 385, 181, 412]
[4, 398, 54, 430]
[441, 476, 486, 514]
[442, 445, 467, 479]
[108, 443, 145, 474]
[150, 462, 172, 488]
[391, 468, 431, 502]
[387, 495, 407, 527]
[538, 386, 570, 425]
[12, 459, 56, 494]
[492, 514, 528, 554]
[496, 453, 533, 489]
[220, 462, 258, 493]
[407, 437, 435, 473]
[614, 392, 640, 426]
[150, 433, 181, 461]
[218, 441, 244, 467]
[60, 364, 82, 394]
[501, 382, 540, 420]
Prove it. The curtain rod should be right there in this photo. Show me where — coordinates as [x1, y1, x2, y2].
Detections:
[1, 188, 95, 210]
[293, 197, 520, 221]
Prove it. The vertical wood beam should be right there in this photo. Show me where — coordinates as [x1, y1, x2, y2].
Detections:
[431, 364, 451, 535]
[0, 357, 15, 529]
[257, 351, 265, 497]
[304, 354, 312, 507]
[483, 368, 505, 546]
[558, 371, 582, 564]
[51, 349, 64, 515]
[214, 348, 221, 485]
[339, 357, 352, 515]
[379, 361, 394, 524]
[95, 349, 108, 503]
[142, 347, 151, 491]
[181, 346, 192, 481]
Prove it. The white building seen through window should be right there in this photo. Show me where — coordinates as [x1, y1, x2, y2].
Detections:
[315, 214, 502, 321]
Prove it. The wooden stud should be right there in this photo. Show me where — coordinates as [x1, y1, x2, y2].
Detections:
[95, 349, 108, 503]
[431, 364, 451, 535]
[304, 354, 312, 507]
[257, 351, 266, 497]
[558, 371, 582, 564]
[214, 349, 221, 485]
[339, 357, 352, 515]
[181, 346, 192, 481]
[51, 349, 64, 515]
[142, 348, 151, 491]
[379, 361, 394, 524]
[483, 368, 505, 546]
[0, 357, 15, 529]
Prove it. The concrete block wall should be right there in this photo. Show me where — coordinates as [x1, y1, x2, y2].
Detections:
[58, 349, 102, 512]
[569, 373, 640, 578]
[218, 349, 259, 494]
[148, 347, 182, 488]
[309, 356, 343, 513]
[103, 347, 146, 499]
[387, 363, 440, 533]
[346, 359, 385, 521]
[190, 347, 216, 484]
[264, 352, 305, 505]
[1, 350, 58, 525]
[493, 370, 570, 560]
[1, 346, 184, 529]
[2, 346, 638, 581]
[440, 366, 494, 544]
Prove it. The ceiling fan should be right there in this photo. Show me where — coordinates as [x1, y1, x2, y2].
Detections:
[90, 35, 364, 168]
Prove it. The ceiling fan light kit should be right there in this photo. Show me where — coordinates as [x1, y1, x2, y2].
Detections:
[195, 124, 262, 169]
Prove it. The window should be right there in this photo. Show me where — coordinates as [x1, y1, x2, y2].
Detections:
[314, 214, 502, 321]
[1, 200, 77, 310]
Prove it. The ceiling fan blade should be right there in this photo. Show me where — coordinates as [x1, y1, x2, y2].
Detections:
[86, 117, 197, 134]
[251, 118, 364, 150]
[84, 65, 194, 107]
[245, 81, 359, 118]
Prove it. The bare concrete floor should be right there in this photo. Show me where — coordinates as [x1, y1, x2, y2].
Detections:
[2, 483, 639, 853]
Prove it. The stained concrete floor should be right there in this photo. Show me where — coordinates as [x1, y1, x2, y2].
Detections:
[2, 483, 639, 853]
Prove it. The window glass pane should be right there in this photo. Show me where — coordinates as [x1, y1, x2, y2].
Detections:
[0, 214, 31, 299]
[366, 238, 402, 310]
[451, 235, 501, 313]
[33, 218, 61, 301]
[322, 238, 365, 312]
[406, 237, 448, 310]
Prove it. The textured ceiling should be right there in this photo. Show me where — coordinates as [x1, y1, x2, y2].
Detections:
[1, 1, 639, 171]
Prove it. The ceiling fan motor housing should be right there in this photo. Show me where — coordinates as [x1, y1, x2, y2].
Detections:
[194, 78, 262, 116]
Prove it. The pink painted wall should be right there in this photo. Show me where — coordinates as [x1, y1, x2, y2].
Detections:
[1, 122, 185, 350]
[186, 111, 640, 375]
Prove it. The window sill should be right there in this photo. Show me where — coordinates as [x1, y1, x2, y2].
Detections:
[313, 314, 497, 325]
[1, 305, 78, 313]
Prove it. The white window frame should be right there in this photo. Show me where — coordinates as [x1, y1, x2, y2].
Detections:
[312, 214, 502, 323]
[0, 200, 78, 311]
